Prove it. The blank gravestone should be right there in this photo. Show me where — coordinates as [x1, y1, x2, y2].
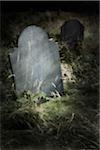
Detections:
[10, 26, 64, 96]
[61, 19, 84, 50]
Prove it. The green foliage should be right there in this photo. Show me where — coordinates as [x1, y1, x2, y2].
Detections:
[1, 91, 98, 149]
[1, 11, 99, 150]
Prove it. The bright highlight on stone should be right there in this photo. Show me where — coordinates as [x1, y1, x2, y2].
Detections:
[10, 26, 64, 96]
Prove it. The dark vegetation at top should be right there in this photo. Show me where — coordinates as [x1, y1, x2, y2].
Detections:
[0, 1, 99, 150]
[1, 1, 99, 13]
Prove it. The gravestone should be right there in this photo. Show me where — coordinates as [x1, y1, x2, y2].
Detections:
[10, 26, 64, 96]
[61, 19, 84, 50]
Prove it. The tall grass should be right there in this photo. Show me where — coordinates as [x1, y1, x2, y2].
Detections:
[1, 11, 99, 150]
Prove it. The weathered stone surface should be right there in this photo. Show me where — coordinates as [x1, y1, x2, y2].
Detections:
[10, 26, 64, 96]
[61, 19, 84, 50]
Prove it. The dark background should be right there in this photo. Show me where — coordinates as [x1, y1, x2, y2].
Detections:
[1, 1, 99, 14]
[0, 1, 99, 150]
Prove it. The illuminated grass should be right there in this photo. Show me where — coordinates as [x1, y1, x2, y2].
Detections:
[1, 11, 99, 150]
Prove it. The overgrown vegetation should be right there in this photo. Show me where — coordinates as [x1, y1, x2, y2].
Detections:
[1, 10, 99, 150]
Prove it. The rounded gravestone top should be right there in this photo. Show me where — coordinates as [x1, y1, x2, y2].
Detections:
[10, 25, 64, 96]
[18, 25, 48, 48]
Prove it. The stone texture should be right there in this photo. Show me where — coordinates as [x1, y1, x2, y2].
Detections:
[10, 26, 64, 96]
[61, 19, 84, 50]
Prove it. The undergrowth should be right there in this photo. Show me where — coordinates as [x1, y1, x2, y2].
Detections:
[1, 90, 99, 150]
[1, 11, 99, 150]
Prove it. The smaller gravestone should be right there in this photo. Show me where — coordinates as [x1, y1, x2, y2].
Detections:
[61, 19, 84, 50]
[10, 26, 64, 96]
